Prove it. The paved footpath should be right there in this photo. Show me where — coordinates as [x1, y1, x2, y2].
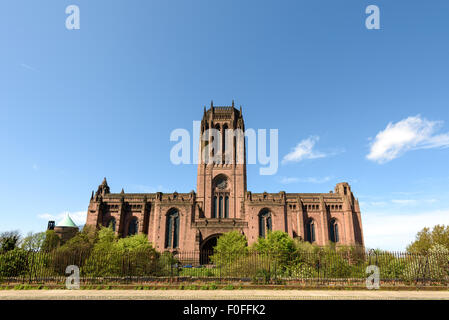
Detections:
[1, 290, 449, 300]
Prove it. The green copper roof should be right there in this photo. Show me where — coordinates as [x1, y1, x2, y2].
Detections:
[56, 214, 78, 228]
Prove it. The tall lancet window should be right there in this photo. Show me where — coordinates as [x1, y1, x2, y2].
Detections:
[329, 219, 339, 243]
[165, 209, 180, 248]
[213, 196, 218, 218]
[201, 123, 210, 164]
[219, 196, 223, 218]
[258, 209, 272, 238]
[306, 219, 316, 243]
[222, 123, 228, 164]
[211, 123, 221, 163]
[224, 196, 229, 218]
[212, 174, 230, 219]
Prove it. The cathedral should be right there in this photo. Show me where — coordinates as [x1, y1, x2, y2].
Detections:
[85, 102, 364, 256]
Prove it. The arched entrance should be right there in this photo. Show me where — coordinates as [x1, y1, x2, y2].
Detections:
[200, 234, 221, 265]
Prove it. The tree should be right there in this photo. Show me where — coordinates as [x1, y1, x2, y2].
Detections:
[213, 231, 248, 255]
[250, 231, 296, 278]
[0, 231, 21, 253]
[93, 226, 115, 251]
[83, 227, 159, 277]
[210, 231, 249, 276]
[21, 232, 46, 251]
[116, 234, 154, 252]
[407, 225, 449, 254]
[41, 230, 60, 252]
[58, 224, 98, 254]
[252, 230, 295, 256]
[293, 238, 317, 253]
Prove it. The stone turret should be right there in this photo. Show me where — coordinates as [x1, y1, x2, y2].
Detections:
[94, 177, 110, 200]
[54, 213, 79, 243]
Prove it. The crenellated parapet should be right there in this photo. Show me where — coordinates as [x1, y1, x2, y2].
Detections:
[245, 191, 286, 206]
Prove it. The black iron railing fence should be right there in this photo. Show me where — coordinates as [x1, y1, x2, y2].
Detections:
[0, 249, 448, 285]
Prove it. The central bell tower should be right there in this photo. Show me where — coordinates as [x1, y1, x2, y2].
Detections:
[196, 100, 247, 220]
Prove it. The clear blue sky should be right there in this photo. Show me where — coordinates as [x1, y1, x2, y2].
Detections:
[1, 0, 448, 250]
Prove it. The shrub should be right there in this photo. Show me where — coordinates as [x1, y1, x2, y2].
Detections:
[253, 269, 271, 284]
[158, 251, 180, 276]
[367, 251, 406, 280]
[402, 245, 449, 282]
[0, 249, 28, 278]
[251, 231, 296, 274]
[214, 231, 248, 254]
[76, 227, 161, 278]
[252, 231, 295, 256]
[210, 231, 249, 273]
[286, 262, 317, 279]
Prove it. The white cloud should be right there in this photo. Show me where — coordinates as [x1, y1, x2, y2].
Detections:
[20, 63, 38, 72]
[360, 201, 388, 207]
[363, 208, 449, 251]
[367, 115, 449, 163]
[282, 136, 328, 164]
[361, 198, 439, 208]
[391, 191, 421, 196]
[38, 210, 86, 226]
[279, 176, 332, 184]
[391, 199, 417, 205]
[300, 176, 332, 184]
[280, 177, 299, 184]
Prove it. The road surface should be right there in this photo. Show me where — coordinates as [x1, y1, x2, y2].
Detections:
[1, 290, 449, 300]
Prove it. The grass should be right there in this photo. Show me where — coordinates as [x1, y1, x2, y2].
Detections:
[178, 267, 220, 277]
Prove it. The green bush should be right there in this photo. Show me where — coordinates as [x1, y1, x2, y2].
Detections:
[252, 231, 295, 257]
[402, 245, 449, 282]
[286, 262, 317, 279]
[253, 268, 271, 284]
[0, 249, 28, 278]
[210, 231, 248, 268]
[41, 231, 60, 253]
[82, 228, 160, 278]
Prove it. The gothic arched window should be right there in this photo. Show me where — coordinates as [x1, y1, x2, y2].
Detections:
[259, 209, 272, 238]
[211, 124, 221, 162]
[212, 175, 230, 219]
[213, 196, 218, 218]
[165, 209, 180, 249]
[330, 219, 339, 243]
[306, 219, 316, 243]
[219, 196, 223, 218]
[222, 123, 228, 163]
[224, 195, 229, 218]
[128, 217, 138, 236]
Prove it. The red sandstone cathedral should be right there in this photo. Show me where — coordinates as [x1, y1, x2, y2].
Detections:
[85, 102, 364, 255]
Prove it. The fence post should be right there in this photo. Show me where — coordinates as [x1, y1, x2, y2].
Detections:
[274, 253, 277, 284]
